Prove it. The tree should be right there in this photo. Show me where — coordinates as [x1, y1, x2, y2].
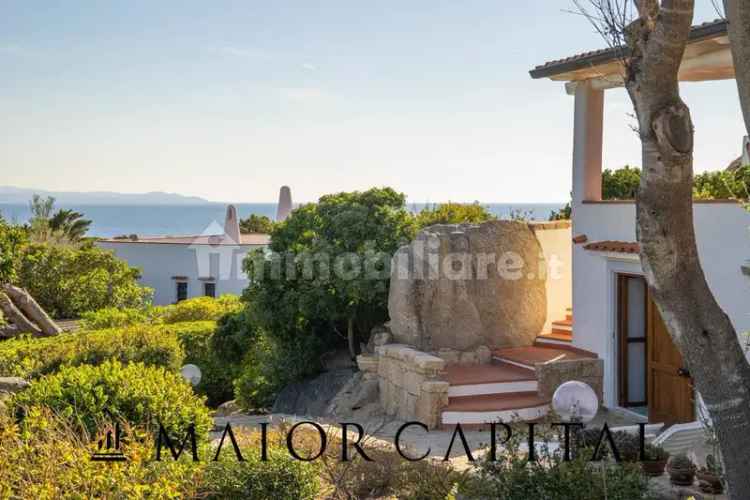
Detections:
[575, 1, 750, 496]
[16, 242, 152, 318]
[28, 195, 91, 243]
[239, 214, 275, 234]
[245, 187, 415, 360]
[48, 208, 92, 241]
[0, 215, 28, 284]
[415, 202, 495, 228]
[602, 165, 641, 199]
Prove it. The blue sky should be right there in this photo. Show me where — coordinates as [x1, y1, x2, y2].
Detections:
[0, 1, 742, 203]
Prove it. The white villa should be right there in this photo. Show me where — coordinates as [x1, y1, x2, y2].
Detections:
[363, 19, 750, 432]
[97, 186, 293, 305]
[531, 18, 750, 425]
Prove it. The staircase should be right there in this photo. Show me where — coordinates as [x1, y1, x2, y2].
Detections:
[535, 308, 573, 347]
[441, 309, 595, 427]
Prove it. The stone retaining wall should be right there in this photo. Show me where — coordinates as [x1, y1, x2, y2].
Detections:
[432, 345, 492, 365]
[358, 344, 449, 429]
[535, 358, 604, 402]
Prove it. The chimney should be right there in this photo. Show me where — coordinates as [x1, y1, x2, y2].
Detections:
[224, 204, 240, 243]
[276, 186, 292, 221]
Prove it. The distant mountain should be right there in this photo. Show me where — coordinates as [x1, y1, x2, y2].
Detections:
[0, 186, 211, 205]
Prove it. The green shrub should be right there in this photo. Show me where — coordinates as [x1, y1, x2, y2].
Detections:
[415, 201, 495, 228]
[201, 448, 320, 500]
[462, 425, 651, 500]
[16, 242, 152, 319]
[176, 320, 239, 407]
[0, 320, 233, 408]
[80, 306, 150, 330]
[80, 296, 243, 330]
[694, 164, 750, 199]
[234, 331, 324, 411]
[0, 215, 27, 284]
[0, 322, 197, 379]
[0, 408, 201, 499]
[0, 410, 323, 499]
[13, 361, 212, 441]
[153, 295, 242, 324]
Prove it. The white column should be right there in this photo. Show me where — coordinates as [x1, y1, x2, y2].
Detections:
[572, 82, 604, 205]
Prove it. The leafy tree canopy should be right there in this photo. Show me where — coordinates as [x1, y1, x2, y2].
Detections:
[0, 215, 28, 284]
[17, 242, 152, 319]
[239, 214, 275, 234]
[415, 201, 495, 228]
[28, 195, 92, 243]
[244, 187, 415, 360]
[602, 166, 642, 200]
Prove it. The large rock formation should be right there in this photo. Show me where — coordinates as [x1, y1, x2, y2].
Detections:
[388, 220, 547, 352]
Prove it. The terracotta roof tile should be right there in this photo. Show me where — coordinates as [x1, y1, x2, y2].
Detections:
[583, 240, 640, 254]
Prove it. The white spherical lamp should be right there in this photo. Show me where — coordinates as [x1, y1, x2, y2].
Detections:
[180, 364, 202, 386]
[552, 381, 599, 423]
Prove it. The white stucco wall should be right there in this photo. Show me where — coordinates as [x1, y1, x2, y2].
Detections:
[571, 201, 750, 407]
[97, 241, 263, 305]
[532, 223, 573, 333]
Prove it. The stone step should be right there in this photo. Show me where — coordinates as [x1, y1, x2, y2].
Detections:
[441, 392, 550, 425]
[492, 345, 596, 371]
[445, 363, 538, 397]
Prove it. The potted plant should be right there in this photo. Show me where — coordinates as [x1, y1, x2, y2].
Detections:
[667, 453, 696, 486]
[641, 443, 669, 477]
[697, 454, 724, 494]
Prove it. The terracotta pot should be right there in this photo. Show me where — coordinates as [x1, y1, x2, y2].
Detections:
[667, 465, 696, 486]
[641, 459, 667, 477]
[697, 470, 724, 494]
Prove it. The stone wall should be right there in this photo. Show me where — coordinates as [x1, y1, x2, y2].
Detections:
[358, 344, 449, 429]
[432, 345, 492, 365]
[535, 358, 604, 402]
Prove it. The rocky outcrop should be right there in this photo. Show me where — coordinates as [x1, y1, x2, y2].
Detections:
[388, 220, 547, 352]
[272, 369, 356, 417]
[0, 377, 30, 413]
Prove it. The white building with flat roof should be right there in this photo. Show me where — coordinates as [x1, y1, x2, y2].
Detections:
[97, 205, 270, 305]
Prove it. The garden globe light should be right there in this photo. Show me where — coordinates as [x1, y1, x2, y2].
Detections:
[180, 364, 202, 386]
[552, 381, 599, 423]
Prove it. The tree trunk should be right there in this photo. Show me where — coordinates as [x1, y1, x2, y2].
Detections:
[2, 285, 61, 336]
[347, 316, 357, 361]
[725, 0, 750, 138]
[624, 2, 750, 497]
[0, 292, 41, 336]
[0, 325, 20, 339]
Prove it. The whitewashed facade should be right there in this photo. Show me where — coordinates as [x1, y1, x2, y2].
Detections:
[532, 19, 750, 423]
[97, 206, 269, 305]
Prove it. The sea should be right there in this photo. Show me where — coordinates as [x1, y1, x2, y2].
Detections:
[0, 202, 566, 238]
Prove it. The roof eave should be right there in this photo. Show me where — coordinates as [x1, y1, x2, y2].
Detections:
[529, 19, 728, 81]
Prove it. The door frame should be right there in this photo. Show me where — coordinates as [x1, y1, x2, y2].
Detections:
[616, 273, 648, 408]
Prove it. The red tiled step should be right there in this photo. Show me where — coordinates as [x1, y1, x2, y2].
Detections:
[441, 392, 550, 424]
[493, 345, 596, 370]
[536, 331, 573, 343]
[445, 391, 548, 412]
[445, 363, 536, 386]
[551, 318, 573, 333]
[445, 363, 538, 397]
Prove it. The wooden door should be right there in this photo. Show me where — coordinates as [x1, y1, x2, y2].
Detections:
[647, 298, 694, 424]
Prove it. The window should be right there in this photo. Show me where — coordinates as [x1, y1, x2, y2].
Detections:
[176, 281, 188, 302]
[204, 282, 216, 298]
